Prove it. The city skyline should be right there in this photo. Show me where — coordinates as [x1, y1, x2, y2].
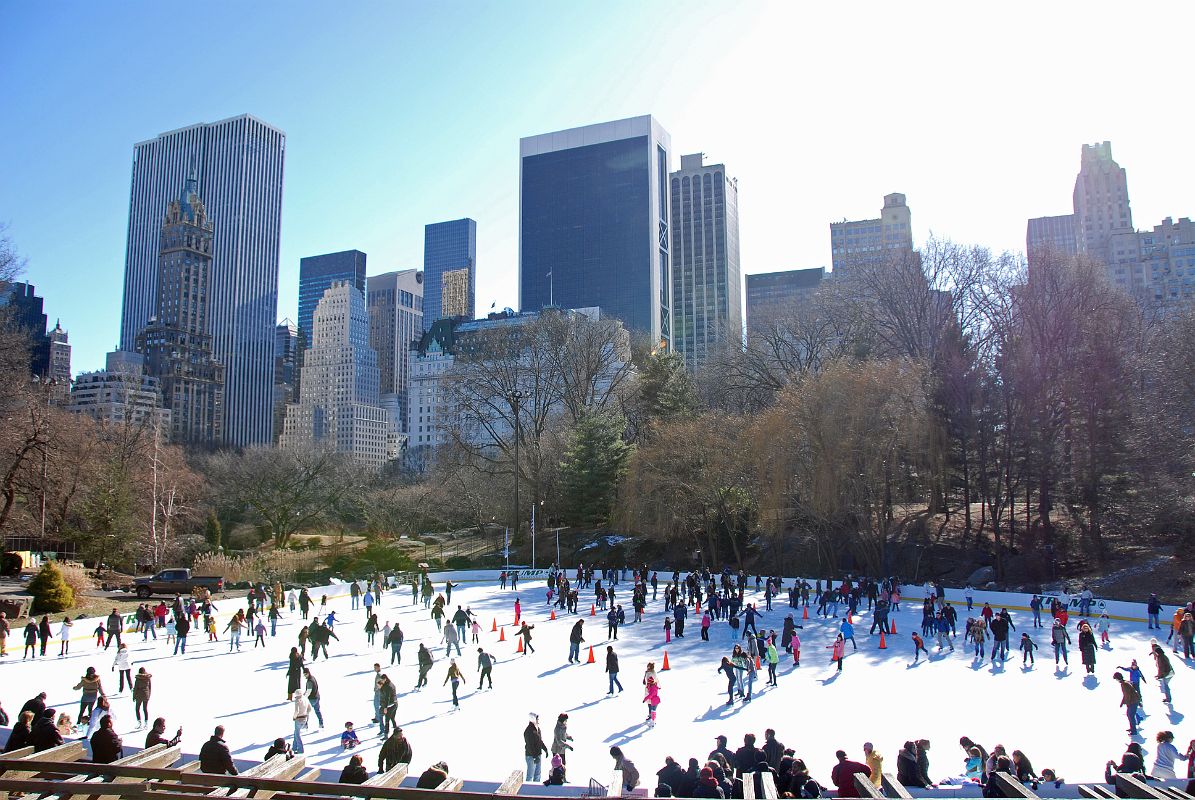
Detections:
[4, 3, 1195, 373]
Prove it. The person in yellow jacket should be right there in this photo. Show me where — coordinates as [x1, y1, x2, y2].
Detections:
[864, 742, 883, 786]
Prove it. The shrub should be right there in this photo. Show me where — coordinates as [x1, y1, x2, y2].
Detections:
[56, 563, 95, 599]
[28, 562, 75, 612]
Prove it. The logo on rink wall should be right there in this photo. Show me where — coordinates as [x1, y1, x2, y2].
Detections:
[1039, 595, 1106, 613]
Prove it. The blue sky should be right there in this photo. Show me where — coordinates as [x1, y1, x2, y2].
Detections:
[3, 2, 1194, 373]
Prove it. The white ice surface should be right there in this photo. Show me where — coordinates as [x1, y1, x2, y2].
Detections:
[1, 576, 1190, 790]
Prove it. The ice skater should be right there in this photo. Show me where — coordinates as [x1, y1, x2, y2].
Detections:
[1051, 619, 1070, 667]
[443, 659, 463, 711]
[605, 646, 624, 694]
[1019, 633, 1037, 667]
[643, 675, 660, 727]
[911, 632, 928, 663]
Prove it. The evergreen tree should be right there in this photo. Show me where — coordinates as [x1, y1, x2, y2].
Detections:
[638, 350, 699, 424]
[560, 411, 634, 527]
[203, 511, 222, 550]
[27, 561, 74, 612]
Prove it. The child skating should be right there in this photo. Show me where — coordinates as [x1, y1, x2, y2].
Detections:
[643, 675, 660, 727]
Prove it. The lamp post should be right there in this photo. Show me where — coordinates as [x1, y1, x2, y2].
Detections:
[511, 390, 524, 564]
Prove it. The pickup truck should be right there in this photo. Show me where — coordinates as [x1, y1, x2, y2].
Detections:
[132, 569, 224, 599]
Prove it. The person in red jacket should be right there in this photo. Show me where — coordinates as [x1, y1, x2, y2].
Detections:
[830, 749, 872, 798]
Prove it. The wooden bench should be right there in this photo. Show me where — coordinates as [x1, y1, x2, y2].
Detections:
[207, 754, 307, 799]
[1115, 773, 1171, 800]
[436, 774, 464, 792]
[881, 772, 914, 800]
[92, 745, 183, 800]
[609, 769, 624, 799]
[495, 769, 524, 796]
[758, 771, 779, 800]
[987, 772, 1040, 798]
[854, 773, 885, 799]
[364, 764, 407, 789]
[0, 739, 86, 797]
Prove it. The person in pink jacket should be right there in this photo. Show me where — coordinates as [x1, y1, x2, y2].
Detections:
[643, 675, 661, 727]
[701, 613, 712, 641]
[792, 632, 801, 667]
[828, 633, 845, 671]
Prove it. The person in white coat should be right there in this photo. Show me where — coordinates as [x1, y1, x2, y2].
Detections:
[1152, 731, 1188, 779]
[291, 691, 310, 755]
[58, 617, 73, 657]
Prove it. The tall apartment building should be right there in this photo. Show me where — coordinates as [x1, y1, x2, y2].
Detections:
[298, 250, 367, 347]
[422, 219, 475, 330]
[1073, 141, 1132, 261]
[273, 319, 299, 443]
[279, 282, 392, 470]
[1027, 142, 1195, 306]
[0, 282, 51, 377]
[744, 268, 827, 338]
[367, 269, 423, 433]
[69, 351, 171, 432]
[135, 176, 224, 446]
[829, 193, 914, 279]
[48, 321, 71, 386]
[520, 115, 673, 348]
[669, 153, 742, 370]
[119, 114, 285, 446]
[1025, 214, 1080, 266]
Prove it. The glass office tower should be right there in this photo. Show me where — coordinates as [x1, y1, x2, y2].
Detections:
[519, 116, 672, 348]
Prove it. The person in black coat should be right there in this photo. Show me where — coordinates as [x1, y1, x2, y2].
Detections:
[657, 756, 687, 795]
[378, 728, 412, 773]
[416, 762, 449, 789]
[30, 709, 64, 752]
[897, 741, 926, 788]
[286, 648, 304, 699]
[735, 733, 763, 776]
[145, 718, 182, 750]
[339, 754, 369, 784]
[20, 692, 47, 719]
[3, 710, 34, 753]
[90, 716, 123, 764]
[199, 726, 238, 775]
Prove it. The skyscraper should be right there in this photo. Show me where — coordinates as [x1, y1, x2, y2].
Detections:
[48, 321, 71, 385]
[120, 114, 285, 446]
[273, 319, 299, 443]
[298, 250, 367, 346]
[669, 153, 742, 369]
[1026, 214, 1079, 269]
[367, 269, 423, 432]
[280, 282, 391, 470]
[829, 193, 914, 279]
[136, 176, 225, 446]
[520, 115, 673, 348]
[0, 282, 51, 377]
[745, 268, 826, 339]
[1073, 141, 1132, 262]
[422, 219, 476, 330]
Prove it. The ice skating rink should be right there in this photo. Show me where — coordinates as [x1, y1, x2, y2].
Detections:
[1, 575, 1189, 789]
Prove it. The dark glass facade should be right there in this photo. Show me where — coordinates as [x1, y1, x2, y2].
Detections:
[520, 136, 653, 334]
[0, 282, 50, 376]
[422, 218, 476, 330]
[298, 250, 367, 346]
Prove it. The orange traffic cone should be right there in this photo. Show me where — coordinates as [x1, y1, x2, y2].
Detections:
[802, 606, 809, 620]
[517, 637, 524, 653]
[890, 619, 897, 634]
[879, 631, 887, 649]
[491, 618, 497, 632]
[586, 645, 595, 664]
[755, 655, 761, 670]
[661, 651, 671, 671]
[550, 610, 556, 621]
[499, 627, 506, 642]
[591, 604, 596, 616]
